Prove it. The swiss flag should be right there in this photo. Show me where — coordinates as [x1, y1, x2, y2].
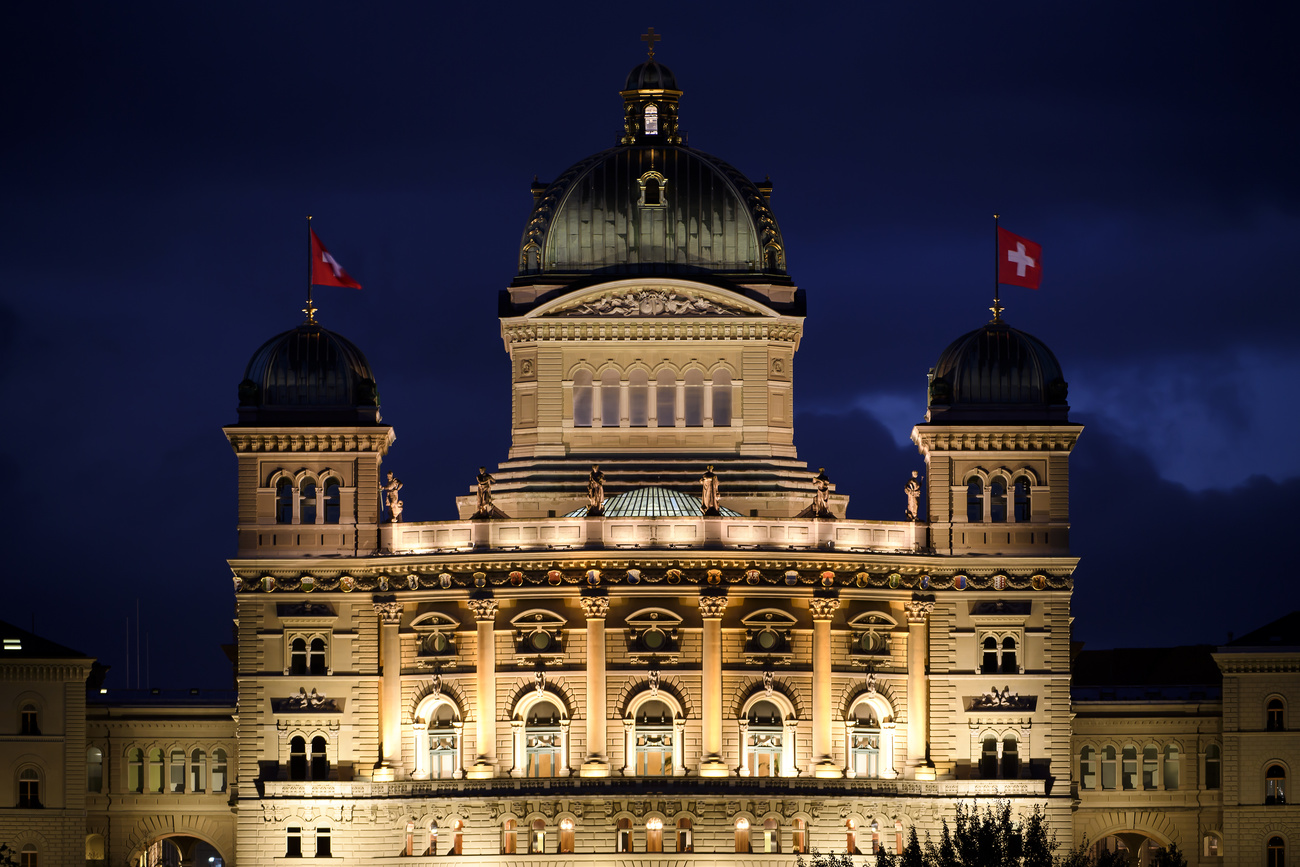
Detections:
[997, 227, 1042, 290]
[310, 229, 362, 289]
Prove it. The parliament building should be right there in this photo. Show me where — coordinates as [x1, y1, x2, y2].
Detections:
[2, 45, 1297, 867]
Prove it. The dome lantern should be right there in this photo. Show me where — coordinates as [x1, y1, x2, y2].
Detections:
[620, 29, 683, 146]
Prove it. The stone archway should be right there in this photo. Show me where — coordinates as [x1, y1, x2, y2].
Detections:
[123, 816, 233, 867]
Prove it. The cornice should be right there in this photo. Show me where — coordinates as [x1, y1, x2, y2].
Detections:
[911, 426, 1083, 453]
[222, 427, 395, 455]
[0, 663, 94, 681]
[500, 318, 803, 347]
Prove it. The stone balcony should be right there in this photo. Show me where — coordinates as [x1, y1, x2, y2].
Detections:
[261, 775, 1045, 800]
[381, 517, 927, 557]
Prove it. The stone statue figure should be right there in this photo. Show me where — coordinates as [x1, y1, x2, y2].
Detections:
[811, 468, 832, 518]
[700, 465, 720, 516]
[380, 472, 404, 522]
[475, 467, 495, 516]
[586, 464, 606, 516]
[905, 470, 923, 521]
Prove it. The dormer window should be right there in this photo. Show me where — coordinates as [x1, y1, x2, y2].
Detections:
[637, 171, 667, 208]
[511, 610, 567, 660]
[848, 611, 897, 663]
[644, 103, 659, 135]
[741, 610, 797, 664]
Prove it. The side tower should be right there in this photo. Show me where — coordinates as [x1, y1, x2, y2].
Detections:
[911, 311, 1082, 556]
[223, 317, 394, 557]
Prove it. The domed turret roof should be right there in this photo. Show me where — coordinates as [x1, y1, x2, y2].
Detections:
[926, 318, 1069, 423]
[624, 59, 678, 92]
[236, 321, 381, 425]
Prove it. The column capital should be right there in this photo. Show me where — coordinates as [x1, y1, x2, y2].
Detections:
[809, 597, 841, 621]
[580, 595, 611, 619]
[467, 597, 499, 622]
[373, 599, 403, 625]
[904, 600, 935, 623]
[698, 592, 729, 619]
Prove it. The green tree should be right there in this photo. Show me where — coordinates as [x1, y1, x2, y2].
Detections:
[0, 844, 18, 867]
[796, 850, 855, 867]
[901, 826, 925, 867]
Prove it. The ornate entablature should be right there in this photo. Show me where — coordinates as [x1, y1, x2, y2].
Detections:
[546, 288, 753, 318]
[965, 687, 1037, 712]
[910, 428, 1081, 453]
[272, 688, 342, 713]
[223, 429, 395, 454]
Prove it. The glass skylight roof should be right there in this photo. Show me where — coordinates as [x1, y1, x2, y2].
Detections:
[564, 486, 742, 518]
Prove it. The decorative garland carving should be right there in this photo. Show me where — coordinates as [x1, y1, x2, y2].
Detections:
[553, 289, 747, 318]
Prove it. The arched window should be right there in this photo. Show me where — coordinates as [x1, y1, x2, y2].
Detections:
[529, 819, 546, 854]
[646, 817, 663, 853]
[147, 748, 164, 793]
[849, 705, 881, 778]
[634, 699, 673, 776]
[763, 817, 782, 854]
[500, 819, 517, 855]
[299, 480, 317, 525]
[286, 827, 302, 858]
[169, 748, 186, 792]
[573, 370, 593, 427]
[982, 637, 999, 674]
[18, 768, 42, 808]
[322, 478, 341, 524]
[600, 369, 621, 427]
[1080, 746, 1096, 789]
[644, 177, 661, 205]
[792, 818, 808, 854]
[1205, 744, 1221, 789]
[967, 479, 984, 522]
[525, 700, 563, 777]
[289, 736, 307, 780]
[1122, 745, 1138, 789]
[85, 834, 106, 863]
[1101, 746, 1117, 789]
[846, 819, 859, 855]
[684, 369, 704, 427]
[1164, 744, 1180, 789]
[127, 748, 143, 793]
[629, 370, 649, 427]
[425, 821, 437, 857]
[190, 749, 206, 792]
[87, 747, 103, 793]
[315, 828, 331, 858]
[559, 818, 574, 854]
[1002, 735, 1019, 779]
[644, 103, 658, 135]
[20, 846, 36, 867]
[1142, 745, 1159, 789]
[20, 704, 39, 735]
[1202, 833, 1220, 857]
[450, 820, 463, 856]
[712, 370, 732, 427]
[1013, 478, 1031, 521]
[277, 478, 294, 523]
[734, 817, 751, 853]
[1267, 698, 1285, 731]
[990, 480, 1007, 522]
[1001, 636, 1018, 674]
[745, 700, 784, 777]
[289, 638, 308, 675]
[617, 817, 632, 853]
[1266, 764, 1286, 804]
[676, 817, 693, 853]
[1267, 836, 1284, 867]
[212, 749, 228, 793]
[309, 638, 327, 675]
[980, 736, 998, 778]
[311, 736, 329, 780]
[429, 702, 459, 779]
[656, 370, 676, 426]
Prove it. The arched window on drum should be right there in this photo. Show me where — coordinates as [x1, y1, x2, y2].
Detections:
[711, 369, 732, 427]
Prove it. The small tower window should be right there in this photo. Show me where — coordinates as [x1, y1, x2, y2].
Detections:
[277, 478, 294, 523]
[300, 481, 317, 525]
[323, 478, 341, 524]
[1013, 478, 1031, 521]
[637, 171, 667, 208]
[990, 481, 1007, 522]
[289, 736, 307, 781]
[1267, 698, 1285, 731]
[967, 480, 984, 522]
[1205, 743, 1221, 789]
[644, 103, 658, 135]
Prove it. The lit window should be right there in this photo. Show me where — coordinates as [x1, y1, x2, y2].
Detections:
[646, 817, 663, 853]
[849, 706, 881, 778]
[147, 749, 164, 793]
[1142, 745, 1159, 790]
[559, 818, 574, 854]
[629, 370, 649, 427]
[734, 817, 750, 854]
[1101, 746, 1117, 789]
[1079, 746, 1097, 789]
[656, 370, 676, 427]
[1267, 698, 1285, 731]
[18, 768, 42, 808]
[501, 819, 517, 855]
[644, 103, 658, 135]
[1122, 746, 1138, 790]
[85, 834, 106, 863]
[428, 703, 459, 779]
[169, 748, 186, 792]
[617, 817, 632, 853]
[1204, 743, 1221, 789]
[745, 700, 784, 777]
[190, 749, 206, 792]
[524, 701, 563, 778]
[792, 818, 807, 854]
[712, 370, 732, 427]
[846, 819, 859, 855]
[684, 370, 704, 427]
[87, 747, 104, 793]
[127, 748, 144, 793]
[634, 699, 673, 776]
[572, 370, 593, 427]
[1163, 744, 1180, 789]
[676, 817, 693, 853]
[1265, 764, 1286, 804]
[529, 820, 545, 854]
[450, 820, 463, 856]
[600, 369, 621, 427]
[763, 818, 782, 854]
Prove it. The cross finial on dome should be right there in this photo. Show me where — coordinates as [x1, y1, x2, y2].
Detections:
[989, 299, 1005, 323]
[641, 27, 661, 58]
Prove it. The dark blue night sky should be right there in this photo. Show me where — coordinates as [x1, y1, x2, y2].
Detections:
[4, 2, 1297, 687]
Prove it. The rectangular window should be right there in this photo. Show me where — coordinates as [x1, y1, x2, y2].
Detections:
[315, 828, 330, 858]
[286, 828, 302, 858]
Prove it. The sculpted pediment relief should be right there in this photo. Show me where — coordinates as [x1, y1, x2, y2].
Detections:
[542, 286, 758, 318]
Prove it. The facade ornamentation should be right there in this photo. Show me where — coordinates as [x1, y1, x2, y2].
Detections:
[429, 673, 442, 700]
[905, 471, 922, 521]
[380, 472, 404, 522]
[904, 600, 935, 623]
[534, 668, 546, 696]
[273, 687, 339, 712]
[810, 467, 833, 518]
[808, 597, 841, 621]
[763, 669, 775, 697]
[969, 687, 1035, 711]
[697, 593, 729, 619]
[586, 464, 605, 515]
[555, 289, 747, 318]
[648, 669, 660, 697]
[865, 671, 877, 696]
[373, 600, 403, 625]
[580, 595, 610, 619]
[700, 465, 720, 515]
[466, 597, 499, 621]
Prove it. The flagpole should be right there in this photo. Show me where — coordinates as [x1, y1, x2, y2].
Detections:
[992, 213, 1002, 322]
[306, 215, 315, 323]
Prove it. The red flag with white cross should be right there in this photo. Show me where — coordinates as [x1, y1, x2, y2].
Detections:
[997, 227, 1042, 290]
[310, 229, 363, 290]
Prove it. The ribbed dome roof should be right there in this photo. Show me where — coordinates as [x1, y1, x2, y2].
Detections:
[926, 319, 1069, 423]
[565, 486, 742, 518]
[624, 59, 678, 92]
[236, 322, 381, 425]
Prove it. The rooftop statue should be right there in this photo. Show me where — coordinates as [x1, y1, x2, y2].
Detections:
[905, 471, 923, 522]
[587, 464, 606, 516]
[474, 467, 510, 520]
[700, 465, 720, 516]
[380, 472, 404, 522]
[812, 468, 832, 519]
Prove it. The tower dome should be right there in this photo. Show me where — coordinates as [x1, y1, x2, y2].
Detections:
[236, 321, 381, 425]
[624, 58, 678, 91]
[926, 317, 1069, 423]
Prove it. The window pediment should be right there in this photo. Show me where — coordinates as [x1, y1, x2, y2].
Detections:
[277, 602, 338, 629]
[742, 610, 796, 663]
[511, 610, 567, 658]
[625, 608, 683, 662]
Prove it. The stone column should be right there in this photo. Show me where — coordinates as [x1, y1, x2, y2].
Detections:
[672, 717, 685, 776]
[622, 718, 636, 776]
[810, 596, 842, 778]
[467, 596, 499, 778]
[580, 594, 611, 776]
[373, 599, 404, 780]
[411, 722, 429, 779]
[904, 600, 936, 779]
[698, 592, 729, 776]
[738, 720, 751, 776]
